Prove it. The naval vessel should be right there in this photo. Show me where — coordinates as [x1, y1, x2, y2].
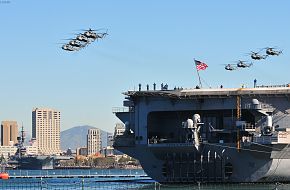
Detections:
[8, 127, 54, 170]
[113, 84, 290, 183]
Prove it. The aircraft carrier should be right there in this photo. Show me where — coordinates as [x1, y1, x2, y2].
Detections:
[113, 84, 290, 183]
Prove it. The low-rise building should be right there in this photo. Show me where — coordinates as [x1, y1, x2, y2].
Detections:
[102, 146, 114, 157]
[76, 147, 87, 156]
[0, 146, 17, 159]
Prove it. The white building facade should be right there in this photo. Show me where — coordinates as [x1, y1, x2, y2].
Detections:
[32, 108, 61, 155]
[87, 129, 101, 156]
[0, 146, 17, 159]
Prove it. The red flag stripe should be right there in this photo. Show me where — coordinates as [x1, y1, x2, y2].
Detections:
[195, 60, 208, 71]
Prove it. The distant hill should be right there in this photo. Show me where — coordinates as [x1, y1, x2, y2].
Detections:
[60, 125, 110, 152]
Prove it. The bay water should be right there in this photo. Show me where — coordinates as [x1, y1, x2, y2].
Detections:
[0, 169, 289, 189]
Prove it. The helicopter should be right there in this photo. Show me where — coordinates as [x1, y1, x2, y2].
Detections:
[75, 34, 91, 43]
[62, 44, 79, 51]
[236, 60, 253, 68]
[61, 35, 90, 52]
[83, 28, 108, 38]
[68, 39, 85, 48]
[250, 51, 267, 60]
[83, 28, 99, 38]
[84, 31, 96, 39]
[61, 28, 108, 52]
[224, 64, 237, 71]
[85, 30, 108, 41]
[265, 47, 283, 56]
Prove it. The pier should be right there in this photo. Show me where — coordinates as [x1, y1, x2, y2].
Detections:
[9, 173, 149, 179]
[6, 169, 150, 180]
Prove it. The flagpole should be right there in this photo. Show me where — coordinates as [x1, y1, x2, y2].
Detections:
[194, 59, 202, 88]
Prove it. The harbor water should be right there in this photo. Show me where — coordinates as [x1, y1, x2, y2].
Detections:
[1, 169, 290, 189]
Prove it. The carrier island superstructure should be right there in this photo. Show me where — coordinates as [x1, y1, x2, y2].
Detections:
[113, 85, 290, 183]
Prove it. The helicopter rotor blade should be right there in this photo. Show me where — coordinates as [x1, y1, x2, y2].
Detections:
[61, 38, 76, 40]
[78, 28, 107, 32]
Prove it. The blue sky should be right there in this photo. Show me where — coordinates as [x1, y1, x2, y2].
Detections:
[0, 1, 290, 133]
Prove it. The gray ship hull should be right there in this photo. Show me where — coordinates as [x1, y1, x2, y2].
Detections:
[117, 143, 290, 183]
[114, 87, 290, 183]
[9, 156, 54, 170]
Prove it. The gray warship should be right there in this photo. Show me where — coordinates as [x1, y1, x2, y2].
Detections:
[113, 84, 290, 183]
[8, 127, 54, 170]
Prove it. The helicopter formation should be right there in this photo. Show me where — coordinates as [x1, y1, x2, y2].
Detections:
[61, 28, 108, 51]
[224, 47, 283, 71]
[224, 60, 253, 71]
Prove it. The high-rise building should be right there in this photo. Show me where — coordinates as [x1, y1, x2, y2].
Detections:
[1, 121, 18, 146]
[32, 108, 61, 155]
[107, 132, 113, 147]
[87, 128, 101, 156]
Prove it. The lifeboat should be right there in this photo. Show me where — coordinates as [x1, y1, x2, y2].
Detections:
[0, 172, 9, 180]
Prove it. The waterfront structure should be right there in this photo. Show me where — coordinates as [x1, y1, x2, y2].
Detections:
[32, 108, 61, 155]
[114, 86, 290, 183]
[87, 129, 101, 156]
[102, 146, 114, 157]
[1, 121, 18, 146]
[0, 146, 17, 159]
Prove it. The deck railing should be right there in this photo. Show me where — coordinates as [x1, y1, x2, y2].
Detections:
[112, 107, 134, 113]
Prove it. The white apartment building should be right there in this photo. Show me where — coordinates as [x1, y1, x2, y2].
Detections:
[32, 108, 61, 155]
[87, 128, 101, 156]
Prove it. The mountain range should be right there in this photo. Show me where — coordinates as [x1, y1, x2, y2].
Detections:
[60, 125, 111, 152]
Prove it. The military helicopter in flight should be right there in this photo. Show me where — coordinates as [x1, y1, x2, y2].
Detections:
[224, 64, 237, 71]
[83, 29, 108, 41]
[61, 44, 79, 51]
[83, 28, 99, 37]
[75, 34, 90, 43]
[236, 60, 253, 68]
[250, 51, 268, 60]
[60, 38, 85, 51]
[61, 28, 108, 52]
[265, 47, 283, 56]
[68, 39, 85, 48]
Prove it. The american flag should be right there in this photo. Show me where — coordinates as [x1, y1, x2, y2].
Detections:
[195, 60, 208, 71]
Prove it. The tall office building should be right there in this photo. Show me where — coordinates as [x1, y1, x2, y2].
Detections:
[87, 128, 101, 156]
[32, 108, 61, 155]
[1, 121, 18, 146]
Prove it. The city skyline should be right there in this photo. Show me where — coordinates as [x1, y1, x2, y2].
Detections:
[0, 108, 113, 135]
[1, 1, 290, 133]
